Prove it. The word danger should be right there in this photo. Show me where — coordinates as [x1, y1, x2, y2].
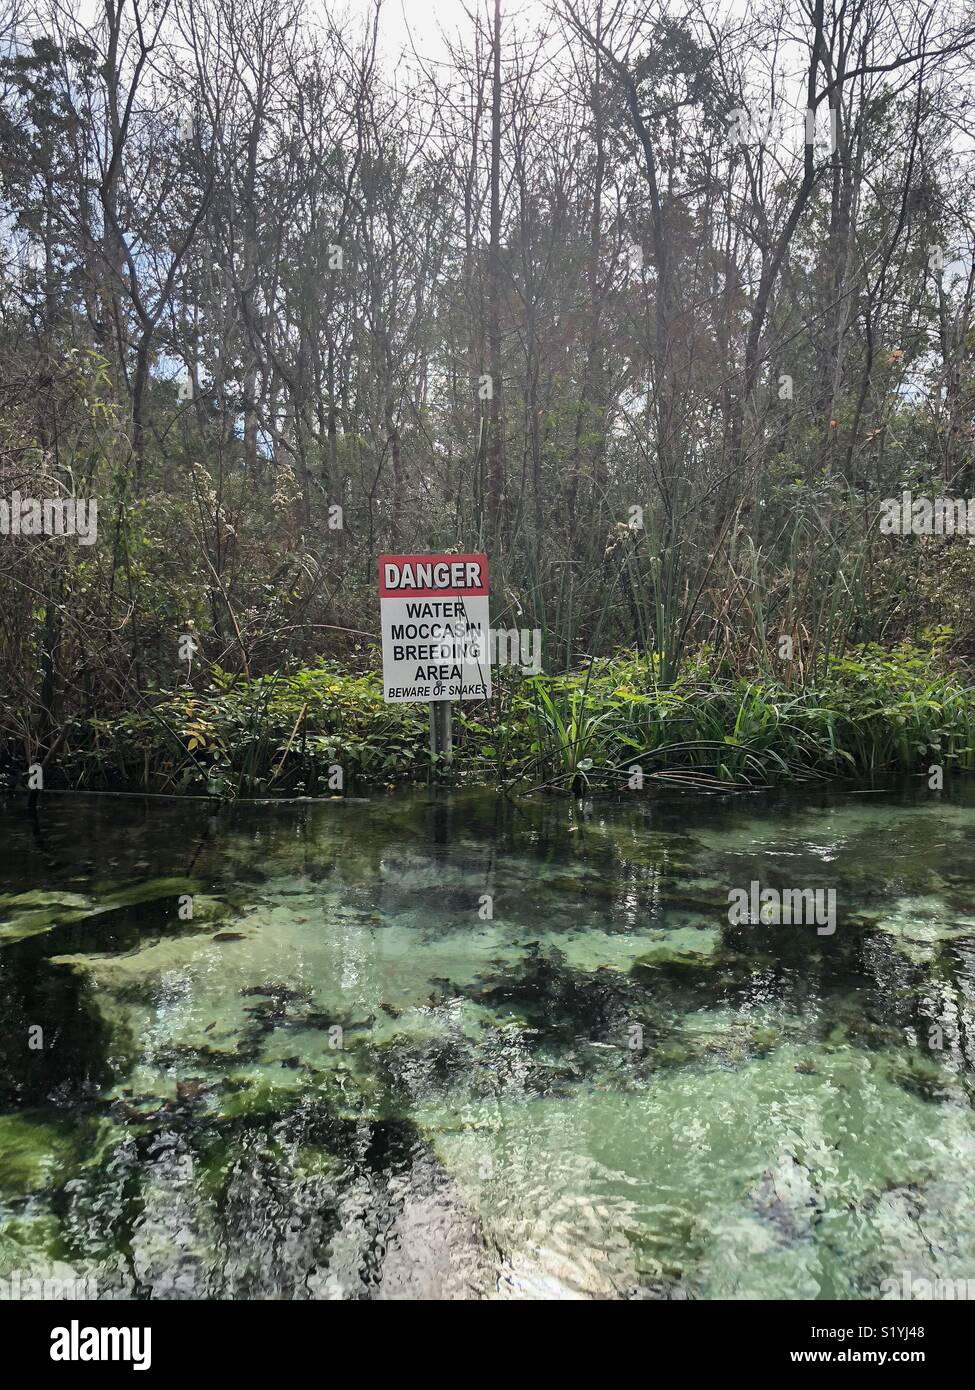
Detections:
[382, 559, 484, 591]
[379, 553, 491, 703]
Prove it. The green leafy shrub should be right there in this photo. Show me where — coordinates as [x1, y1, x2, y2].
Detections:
[29, 639, 975, 797]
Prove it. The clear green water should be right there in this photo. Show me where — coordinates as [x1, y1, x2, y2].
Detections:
[1, 784, 974, 1299]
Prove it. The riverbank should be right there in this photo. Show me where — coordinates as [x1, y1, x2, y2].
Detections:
[6, 641, 975, 799]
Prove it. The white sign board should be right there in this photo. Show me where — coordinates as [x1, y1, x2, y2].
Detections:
[379, 552, 491, 703]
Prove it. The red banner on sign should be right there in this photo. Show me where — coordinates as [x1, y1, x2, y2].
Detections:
[378, 552, 489, 598]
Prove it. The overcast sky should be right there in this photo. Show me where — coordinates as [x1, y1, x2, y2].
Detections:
[323, 0, 549, 66]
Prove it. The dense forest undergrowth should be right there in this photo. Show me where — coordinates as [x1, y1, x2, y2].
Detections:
[1, 641, 970, 797]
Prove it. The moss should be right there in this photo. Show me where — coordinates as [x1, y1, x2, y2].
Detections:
[0, 1112, 116, 1197]
[0, 1210, 67, 1276]
[0, 876, 202, 944]
[884, 1050, 955, 1102]
[0, 1114, 76, 1195]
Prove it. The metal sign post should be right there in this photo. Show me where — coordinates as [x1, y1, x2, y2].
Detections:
[429, 698, 453, 770]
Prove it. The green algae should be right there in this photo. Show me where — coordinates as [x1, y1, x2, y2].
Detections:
[631, 925, 722, 969]
[0, 1113, 79, 1196]
[0, 876, 204, 944]
[0, 1111, 118, 1199]
[0, 890, 92, 911]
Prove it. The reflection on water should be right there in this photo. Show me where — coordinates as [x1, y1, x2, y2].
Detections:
[1, 784, 975, 1299]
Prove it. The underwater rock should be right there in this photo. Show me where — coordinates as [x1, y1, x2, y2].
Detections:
[363, 1034, 475, 1106]
[747, 1153, 825, 1245]
[175, 1078, 210, 1104]
[870, 896, 975, 962]
[183, 896, 231, 924]
[241, 982, 313, 1003]
[630, 927, 721, 972]
[465, 946, 654, 1052]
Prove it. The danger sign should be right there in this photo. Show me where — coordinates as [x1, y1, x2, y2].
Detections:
[379, 552, 491, 703]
